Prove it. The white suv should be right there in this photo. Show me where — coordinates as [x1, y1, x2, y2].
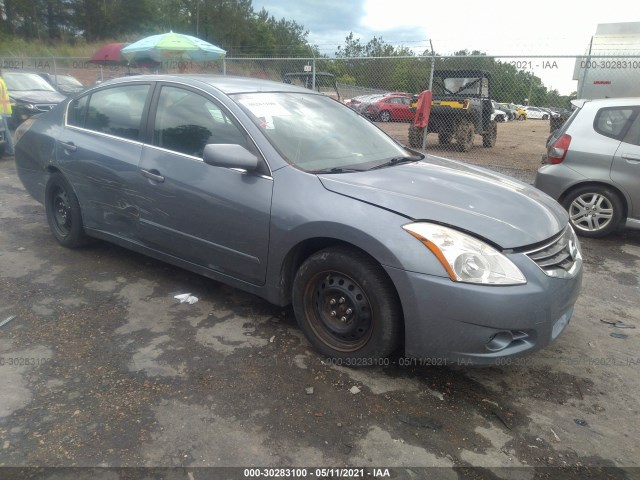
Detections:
[534, 98, 640, 237]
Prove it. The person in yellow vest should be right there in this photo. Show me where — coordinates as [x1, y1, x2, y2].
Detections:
[0, 69, 15, 157]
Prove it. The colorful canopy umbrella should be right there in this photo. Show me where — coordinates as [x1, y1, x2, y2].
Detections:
[121, 32, 226, 63]
[88, 43, 128, 66]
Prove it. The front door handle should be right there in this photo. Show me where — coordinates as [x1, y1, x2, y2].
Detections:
[621, 153, 640, 164]
[60, 141, 77, 152]
[140, 168, 165, 183]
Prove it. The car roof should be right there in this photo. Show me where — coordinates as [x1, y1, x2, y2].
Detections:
[572, 97, 640, 108]
[92, 74, 313, 96]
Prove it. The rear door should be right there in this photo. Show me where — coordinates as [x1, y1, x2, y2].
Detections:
[58, 82, 152, 238]
[611, 109, 640, 220]
[136, 83, 273, 285]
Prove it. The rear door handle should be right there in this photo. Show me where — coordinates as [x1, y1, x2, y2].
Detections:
[60, 141, 77, 152]
[140, 168, 165, 183]
[621, 153, 640, 164]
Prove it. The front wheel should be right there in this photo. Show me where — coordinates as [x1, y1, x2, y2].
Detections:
[562, 186, 623, 238]
[380, 110, 391, 122]
[482, 121, 497, 148]
[292, 247, 402, 360]
[45, 172, 91, 247]
[408, 124, 425, 148]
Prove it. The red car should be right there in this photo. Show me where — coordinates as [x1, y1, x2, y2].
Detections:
[358, 93, 415, 122]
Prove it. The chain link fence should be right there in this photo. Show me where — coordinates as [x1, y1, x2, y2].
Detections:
[2, 53, 640, 181]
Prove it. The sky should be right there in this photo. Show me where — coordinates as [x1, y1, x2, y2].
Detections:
[252, 0, 638, 95]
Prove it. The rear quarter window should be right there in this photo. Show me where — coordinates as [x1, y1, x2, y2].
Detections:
[594, 107, 635, 140]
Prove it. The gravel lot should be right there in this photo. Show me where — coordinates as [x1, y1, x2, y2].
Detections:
[378, 119, 550, 183]
[1, 124, 639, 479]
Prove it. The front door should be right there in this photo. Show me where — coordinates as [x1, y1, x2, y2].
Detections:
[136, 84, 273, 285]
[612, 110, 640, 221]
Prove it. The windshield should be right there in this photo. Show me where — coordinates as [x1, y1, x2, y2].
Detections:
[56, 75, 83, 87]
[433, 77, 486, 97]
[4, 72, 57, 92]
[234, 92, 412, 172]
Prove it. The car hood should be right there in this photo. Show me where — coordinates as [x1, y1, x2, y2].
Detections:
[10, 90, 66, 104]
[318, 156, 567, 249]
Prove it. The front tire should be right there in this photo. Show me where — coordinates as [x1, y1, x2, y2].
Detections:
[408, 124, 425, 148]
[562, 186, 623, 238]
[292, 247, 402, 360]
[45, 172, 90, 247]
[482, 120, 497, 148]
[380, 110, 391, 122]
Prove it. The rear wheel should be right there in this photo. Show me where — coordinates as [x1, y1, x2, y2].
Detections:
[482, 121, 497, 148]
[562, 186, 623, 238]
[380, 110, 391, 122]
[408, 125, 425, 148]
[45, 173, 91, 247]
[292, 247, 402, 361]
[455, 119, 474, 152]
[542, 114, 549, 120]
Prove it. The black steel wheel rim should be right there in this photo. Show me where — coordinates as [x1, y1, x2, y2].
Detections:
[305, 271, 373, 352]
[51, 186, 72, 237]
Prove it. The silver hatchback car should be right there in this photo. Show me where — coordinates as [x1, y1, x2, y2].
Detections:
[535, 98, 640, 237]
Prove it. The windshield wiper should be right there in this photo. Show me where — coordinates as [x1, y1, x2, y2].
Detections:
[367, 155, 423, 170]
[312, 167, 364, 174]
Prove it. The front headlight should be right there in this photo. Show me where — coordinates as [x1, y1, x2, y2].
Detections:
[403, 223, 526, 285]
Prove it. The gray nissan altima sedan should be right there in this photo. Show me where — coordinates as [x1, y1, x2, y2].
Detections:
[14, 75, 583, 365]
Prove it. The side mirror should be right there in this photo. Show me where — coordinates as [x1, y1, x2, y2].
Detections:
[203, 144, 259, 171]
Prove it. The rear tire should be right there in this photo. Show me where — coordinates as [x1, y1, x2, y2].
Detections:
[292, 246, 402, 361]
[562, 186, 623, 238]
[455, 119, 474, 152]
[45, 172, 91, 248]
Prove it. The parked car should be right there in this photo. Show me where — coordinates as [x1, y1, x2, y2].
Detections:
[540, 107, 560, 118]
[14, 75, 582, 365]
[357, 93, 415, 122]
[535, 97, 640, 237]
[2, 71, 67, 128]
[491, 101, 509, 122]
[36, 72, 85, 96]
[347, 93, 385, 112]
[515, 105, 528, 120]
[524, 106, 550, 120]
[497, 102, 517, 121]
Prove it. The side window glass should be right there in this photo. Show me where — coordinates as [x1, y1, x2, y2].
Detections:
[67, 95, 88, 127]
[622, 113, 640, 147]
[594, 108, 633, 139]
[153, 86, 248, 157]
[85, 84, 150, 140]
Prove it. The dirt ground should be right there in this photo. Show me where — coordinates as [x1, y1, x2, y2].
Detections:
[378, 118, 550, 180]
[1, 134, 640, 479]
